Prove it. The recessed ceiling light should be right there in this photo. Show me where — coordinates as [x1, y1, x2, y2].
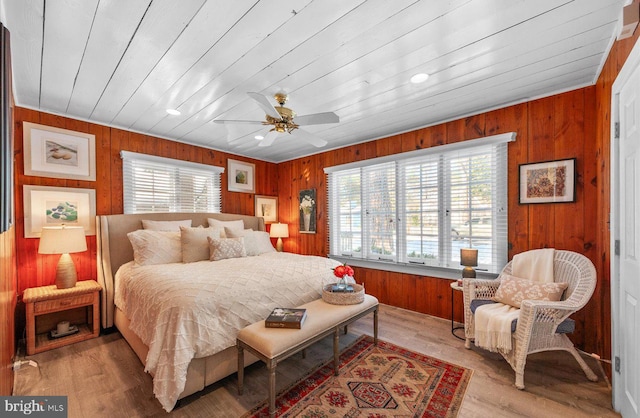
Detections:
[166, 108, 181, 115]
[255, 135, 264, 140]
[410, 73, 429, 84]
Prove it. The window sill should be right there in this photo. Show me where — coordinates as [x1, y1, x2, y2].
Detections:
[329, 256, 499, 281]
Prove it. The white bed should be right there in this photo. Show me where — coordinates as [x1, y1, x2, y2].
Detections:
[96, 212, 341, 411]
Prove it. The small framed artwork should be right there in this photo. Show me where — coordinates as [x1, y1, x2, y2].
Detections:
[227, 159, 255, 193]
[23, 122, 96, 181]
[299, 188, 317, 234]
[23, 185, 96, 238]
[255, 195, 278, 223]
[519, 158, 576, 204]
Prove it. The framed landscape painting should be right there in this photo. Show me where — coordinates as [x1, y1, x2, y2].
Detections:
[519, 158, 576, 204]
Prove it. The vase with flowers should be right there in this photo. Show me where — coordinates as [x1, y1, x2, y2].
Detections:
[332, 263, 355, 290]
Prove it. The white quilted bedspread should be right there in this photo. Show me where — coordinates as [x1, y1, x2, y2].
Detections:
[114, 252, 341, 412]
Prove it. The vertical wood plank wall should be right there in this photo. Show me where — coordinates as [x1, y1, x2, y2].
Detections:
[12, 107, 277, 295]
[8, 32, 639, 379]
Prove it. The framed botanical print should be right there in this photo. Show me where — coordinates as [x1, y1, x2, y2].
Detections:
[255, 195, 278, 223]
[299, 189, 316, 234]
[227, 159, 255, 193]
[23, 185, 96, 238]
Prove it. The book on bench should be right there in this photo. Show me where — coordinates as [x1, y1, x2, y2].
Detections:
[265, 308, 307, 329]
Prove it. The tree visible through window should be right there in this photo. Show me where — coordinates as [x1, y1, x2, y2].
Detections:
[326, 137, 510, 274]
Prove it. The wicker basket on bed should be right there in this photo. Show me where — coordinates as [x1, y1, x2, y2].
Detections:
[322, 283, 365, 305]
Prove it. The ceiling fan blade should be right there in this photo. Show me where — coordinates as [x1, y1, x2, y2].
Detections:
[294, 112, 339, 126]
[291, 128, 327, 147]
[213, 119, 263, 125]
[258, 130, 279, 147]
[247, 92, 280, 119]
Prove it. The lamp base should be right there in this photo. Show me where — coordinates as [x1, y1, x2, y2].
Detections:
[276, 237, 284, 252]
[55, 253, 78, 289]
[462, 266, 476, 279]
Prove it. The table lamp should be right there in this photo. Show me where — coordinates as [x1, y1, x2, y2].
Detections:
[269, 223, 289, 252]
[460, 248, 478, 278]
[38, 226, 87, 289]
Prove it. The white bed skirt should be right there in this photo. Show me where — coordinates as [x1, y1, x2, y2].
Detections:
[114, 307, 258, 401]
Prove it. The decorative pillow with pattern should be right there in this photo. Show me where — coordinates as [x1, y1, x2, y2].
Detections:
[207, 218, 244, 237]
[127, 230, 182, 265]
[180, 226, 222, 263]
[492, 274, 568, 308]
[207, 236, 247, 261]
[225, 228, 275, 256]
[141, 219, 192, 231]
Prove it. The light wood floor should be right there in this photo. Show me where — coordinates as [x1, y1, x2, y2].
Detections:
[13, 304, 619, 418]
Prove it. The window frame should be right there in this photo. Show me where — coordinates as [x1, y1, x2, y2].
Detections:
[121, 151, 224, 214]
[325, 133, 515, 278]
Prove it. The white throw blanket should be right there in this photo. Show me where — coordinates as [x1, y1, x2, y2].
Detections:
[512, 248, 555, 283]
[474, 303, 520, 352]
[475, 248, 555, 352]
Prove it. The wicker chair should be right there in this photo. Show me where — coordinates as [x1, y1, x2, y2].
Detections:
[462, 249, 599, 389]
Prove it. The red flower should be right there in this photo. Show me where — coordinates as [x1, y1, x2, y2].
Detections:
[333, 263, 354, 278]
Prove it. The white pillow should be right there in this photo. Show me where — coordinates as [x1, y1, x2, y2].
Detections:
[180, 226, 222, 263]
[225, 228, 275, 256]
[207, 237, 247, 261]
[208, 218, 244, 237]
[142, 219, 192, 231]
[127, 230, 182, 265]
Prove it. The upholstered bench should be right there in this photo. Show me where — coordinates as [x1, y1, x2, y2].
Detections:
[237, 294, 379, 418]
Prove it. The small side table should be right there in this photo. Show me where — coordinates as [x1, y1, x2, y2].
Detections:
[450, 281, 465, 340]
[24, 280, 101, 355]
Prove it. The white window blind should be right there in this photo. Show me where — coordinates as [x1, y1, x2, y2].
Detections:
[326, 133, 513, 274]
[121, 151, 224, 214]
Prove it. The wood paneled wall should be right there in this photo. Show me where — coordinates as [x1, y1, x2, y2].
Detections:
[9, 31, 639, 373]
[12, 107, 277, 296]
[276, 87, 611, 359]
[0, 226, 16, 395]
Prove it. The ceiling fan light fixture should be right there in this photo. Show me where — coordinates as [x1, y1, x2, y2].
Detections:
[255, 135, 264, 140]
[410, 73, 429, 84]
[166, 108, 181, 115]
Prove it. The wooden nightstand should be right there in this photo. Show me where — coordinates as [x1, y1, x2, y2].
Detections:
[24, 280, 101, 355]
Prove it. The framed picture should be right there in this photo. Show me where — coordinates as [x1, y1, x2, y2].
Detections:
[23, 122, 96, 181]
[255, 195, 278, 223]
[227, 159, 255, 193]
[23, 185, 96, 238]
[299, 188, 317, 234]
[519, 158, 576, 204]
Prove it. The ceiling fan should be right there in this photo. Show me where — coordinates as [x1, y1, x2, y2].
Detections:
[213, 92, 339, 147]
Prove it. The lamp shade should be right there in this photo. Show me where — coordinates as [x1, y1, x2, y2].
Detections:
[460, 248, 478, 267]
[269, 223, 289, 238]
[38, 226, 87, 255]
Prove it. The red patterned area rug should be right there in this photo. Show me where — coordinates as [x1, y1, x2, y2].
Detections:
[243, 335, 472, 417]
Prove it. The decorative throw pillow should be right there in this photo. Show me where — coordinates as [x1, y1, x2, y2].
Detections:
[207, 218, 244, 237]
[208, 237, 247, 261]
[180, 226, 222, 263]
[142, 219, 192, 231]
[127, 230, 182, 265]
[492, 274, 568, 308]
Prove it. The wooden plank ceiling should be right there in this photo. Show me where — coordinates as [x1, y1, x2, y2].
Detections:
[1, 0, 625, 162]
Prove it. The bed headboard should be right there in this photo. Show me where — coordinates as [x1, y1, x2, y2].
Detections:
[96, 212, 266, 328]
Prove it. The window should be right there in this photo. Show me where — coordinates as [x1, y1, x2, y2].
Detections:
[326, 133, 514, 274]
[121, 151, 223, 214]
